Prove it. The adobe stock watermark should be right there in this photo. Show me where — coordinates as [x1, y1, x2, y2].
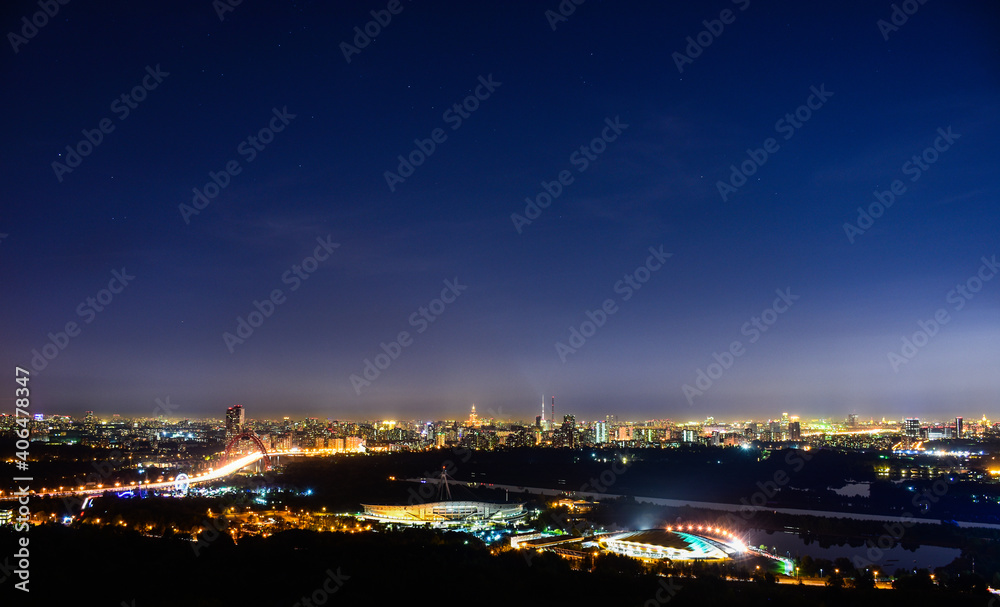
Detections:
[671, 0, 750, 73]
[340, 0, 410, 63]
[511, 116, 628, 234]
[554, 246, 670, 363]
[544, 0, 586, 31]
[51, 65, 169, 182]
[383, 74, 501, 192]
[192, 469, 276, 555]
[29, 268, 135, 372]
[842, 126, 959, 243]
[7, 0, 70, 53]
[852, 474, 956, 569]
[179, 106, 296, 224]
[406, 446, 472, 505]
[527, 451, 633, 565]
[721, 448, 811, 528]
[349, 278, 467, 394]
[877, 0, 930, 41]
[213, 0, 245, 22]
[60, 449, 130, 514]
[291, 568, 350, 607]
[887, 255, 997, 372]
[222, 236, 339, 353]
[153, 396, 179, 418]
[717, 84, 833, 202]
[643, 578, 682, 607]
[683, 287, 798, 405]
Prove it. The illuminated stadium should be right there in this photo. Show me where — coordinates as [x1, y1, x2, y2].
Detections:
[359, 500, 525, 527]
[600, 526, 747, 561]
[360, 469, 525, 528]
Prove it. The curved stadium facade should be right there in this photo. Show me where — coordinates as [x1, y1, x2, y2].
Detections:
[600, 527, 747, 561]
[360, 500, 525, 527]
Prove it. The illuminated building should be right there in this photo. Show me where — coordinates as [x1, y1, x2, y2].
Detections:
[345, 436, 365, 452]
[361, 469, 524, 527]
[359, 500, 525, 527]
[226, 405, 245, 440]
[600, 527, 746, 561]
[789, 421, 801, 441]
[904, 418, 921, 438]
[595, 421, 608, 445]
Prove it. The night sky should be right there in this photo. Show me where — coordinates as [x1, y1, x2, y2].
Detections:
[2, 0, 998, 421]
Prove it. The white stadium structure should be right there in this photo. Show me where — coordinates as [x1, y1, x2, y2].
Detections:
[360, 500, 525, 527]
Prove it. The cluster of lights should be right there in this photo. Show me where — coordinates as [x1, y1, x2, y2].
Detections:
[666, 524, 747, 553]
[666, 524, 732, 536]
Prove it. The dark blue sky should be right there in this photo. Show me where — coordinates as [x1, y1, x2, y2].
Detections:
[2, 0, 998, 421]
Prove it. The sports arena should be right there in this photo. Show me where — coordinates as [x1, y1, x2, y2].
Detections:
[599, 525, 747, 561]
[359, 500, 525, 528]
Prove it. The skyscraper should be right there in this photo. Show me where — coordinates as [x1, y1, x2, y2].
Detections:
[904, 418, 920, 438]
[595, 421, 608, 444]
[788, 421, 801, 441]
[226, 405, 244, 440]
[956, 416, 963, 438]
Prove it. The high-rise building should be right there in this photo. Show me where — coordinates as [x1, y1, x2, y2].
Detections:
[769, 421, 782, 439]
[904, 418, 920, 438]
[468, 404, 478, 427]
[346, 436, 365, 452]
[226, 405, 245, 439]
[788, 421, 801, 441]
[848, 413, 859, 428]
[956, 416, 963, 439]
[595, 421, 608, 445]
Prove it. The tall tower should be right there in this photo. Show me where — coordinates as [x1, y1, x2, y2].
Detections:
[469, 404, 478, 427]
[226, 405, 245, 440]
[551, 396, 555, 428]
[788, 421, 801, 442]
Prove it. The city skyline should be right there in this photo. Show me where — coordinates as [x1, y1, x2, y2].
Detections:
[11, 402, 983, 430]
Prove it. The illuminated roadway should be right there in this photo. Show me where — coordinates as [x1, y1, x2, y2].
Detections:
[5, 448, 352, 500]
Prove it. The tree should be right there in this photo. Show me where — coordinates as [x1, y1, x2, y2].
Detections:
[826, 571, 844, 589]
[850, 569, 875, 591]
